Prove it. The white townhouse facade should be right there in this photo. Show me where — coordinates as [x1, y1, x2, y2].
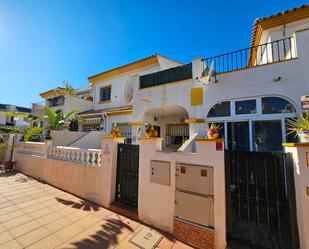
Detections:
[77, 5, 309, 152]
[38, 87, 93, 115]
[0, 103, 31, 128]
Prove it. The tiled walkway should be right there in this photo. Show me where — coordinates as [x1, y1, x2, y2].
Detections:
[0, 171, 192, 249]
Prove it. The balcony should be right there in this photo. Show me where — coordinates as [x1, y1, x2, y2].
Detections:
[47, 95, 65, 107]
[139, 63, 192, 89]
[203, 37, 297, 75]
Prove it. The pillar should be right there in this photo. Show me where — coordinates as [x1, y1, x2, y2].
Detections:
[100, 136, 125, 208]
[283, 143, 309, 249]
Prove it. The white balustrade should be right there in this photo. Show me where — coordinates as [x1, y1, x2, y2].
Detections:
[47, 146, 102, 167]
[17, 142, 47, 157]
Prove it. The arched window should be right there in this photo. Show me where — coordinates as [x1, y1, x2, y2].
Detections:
[207, 101, 231, 118]
[261, 97, 296, 114]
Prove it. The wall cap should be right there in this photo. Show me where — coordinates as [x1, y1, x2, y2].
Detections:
[138, 137, 164, 141]
[195, 138, 224, 142]
[185, 118, 205, 124]
[128, 122, 144, 126]
[282, 142, 309, 147]
[101, 136, 126, 140]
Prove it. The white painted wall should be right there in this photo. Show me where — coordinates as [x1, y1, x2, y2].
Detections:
[138, 138, 226, 249]
[93, 57, 182, 112]
[0, 111, 6, 125]
[48, 95, 92, 114]
[284, 145, 309, 249]
[51, 130, 87, 146]
[69, 131, 102, 149]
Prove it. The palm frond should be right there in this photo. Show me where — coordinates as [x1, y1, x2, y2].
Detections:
[44, 107, 55, 129]
[64, 108, 78, 121]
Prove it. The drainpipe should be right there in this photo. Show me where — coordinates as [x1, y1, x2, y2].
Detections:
[101, 112, 108, 135]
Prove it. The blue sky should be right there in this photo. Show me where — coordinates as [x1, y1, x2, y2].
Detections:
[0, 0, 308, 107]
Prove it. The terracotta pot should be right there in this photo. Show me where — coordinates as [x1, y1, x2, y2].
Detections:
[298, 130, 309, 143]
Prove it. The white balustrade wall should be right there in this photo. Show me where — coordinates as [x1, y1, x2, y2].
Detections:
[47, 146, 102, 167]
[17, 142, 47, 157]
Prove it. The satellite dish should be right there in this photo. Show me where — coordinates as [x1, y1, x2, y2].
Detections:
[199, 60, 217, 85]
[123, 75, 138, 103]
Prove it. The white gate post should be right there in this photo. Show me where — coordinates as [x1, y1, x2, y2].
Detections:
[283, 143, 309, 249]
[100, 136, 125, 208]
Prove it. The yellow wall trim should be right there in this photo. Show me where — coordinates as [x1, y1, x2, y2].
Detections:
[40, 89, 66, 99]
[88, 55, 158, 84]
[128, 122, 144, 126]
[78, 114, 102, 119]
[191, 87, 203, 106]
[282, 142, 309, 147]
[138, 137, 164, 141]
[185, 118, 205, 124]
[195, 138, 224, 142]
[107, 110, 133, 117]
[251, 5, 309, 48]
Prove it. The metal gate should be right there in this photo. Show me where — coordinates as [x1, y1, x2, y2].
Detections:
[225, 150, 299, 249]
[115, 144, 139, 208]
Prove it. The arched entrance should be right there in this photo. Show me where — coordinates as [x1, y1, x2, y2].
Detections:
[139, 105, 189, 150]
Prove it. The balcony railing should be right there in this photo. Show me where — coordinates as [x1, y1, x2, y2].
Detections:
[140, 63, 192, 89]
[203, 37, 296, 75]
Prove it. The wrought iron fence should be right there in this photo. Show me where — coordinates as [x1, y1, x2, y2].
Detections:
[139, 63, 192, 89]
[203, 37, 296, 74]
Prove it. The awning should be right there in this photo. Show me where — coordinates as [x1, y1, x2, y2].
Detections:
[79, 118, 101, 126]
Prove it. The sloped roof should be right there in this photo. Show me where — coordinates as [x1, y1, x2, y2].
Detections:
[250, 4, 309, 47]
[16, 106, 31, 113]
[39, 87, 66, 99]
[87, 54, 160, 84]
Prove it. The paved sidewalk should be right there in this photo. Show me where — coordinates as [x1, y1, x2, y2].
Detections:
[0, 171, 192, 249]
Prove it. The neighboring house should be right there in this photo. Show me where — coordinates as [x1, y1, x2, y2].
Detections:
[0, 103, 31, 128]
[78, 5, 309, 152]
[78, 54, 181, 137]
[39, 87, 93, 115]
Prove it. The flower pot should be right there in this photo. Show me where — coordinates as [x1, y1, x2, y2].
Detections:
[298, 130, 309, 143]
[145, 130, 151, 138]
[207, 130, 219, 139]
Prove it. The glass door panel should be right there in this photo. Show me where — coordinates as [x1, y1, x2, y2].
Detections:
[252, 120, 282, 151]
[227, 121, 250, 151]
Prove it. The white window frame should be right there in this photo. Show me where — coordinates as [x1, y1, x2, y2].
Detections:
[206, 96, 297, 151]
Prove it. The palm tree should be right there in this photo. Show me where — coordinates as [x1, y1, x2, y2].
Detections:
[44, 107, 78, 130]
[62, 80, 75, 96]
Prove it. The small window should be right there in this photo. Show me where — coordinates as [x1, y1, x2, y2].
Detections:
[262, 97, 295, 114]
[207, 101, 230, 118]
[99, 86, 111, 102]
[235, 100, 256, 115]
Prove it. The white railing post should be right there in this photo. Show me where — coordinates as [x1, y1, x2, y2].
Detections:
[46, 146, 102, 167]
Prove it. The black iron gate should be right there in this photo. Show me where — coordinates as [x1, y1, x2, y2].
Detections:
[225, 150, 299, 249]
[115, 144, 139, 208]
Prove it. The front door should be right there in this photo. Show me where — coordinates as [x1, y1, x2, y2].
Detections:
[115, 144, 139, 208]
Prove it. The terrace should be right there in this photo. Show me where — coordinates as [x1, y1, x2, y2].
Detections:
[139, 37, 297, 89]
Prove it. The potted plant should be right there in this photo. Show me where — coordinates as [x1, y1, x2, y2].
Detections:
[286, 112, 309, 143]
[144, 123, 158, 138]
[207, 123, 221, 139]
[0, 133, 16, 171]
[111, 124, 121, 138]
